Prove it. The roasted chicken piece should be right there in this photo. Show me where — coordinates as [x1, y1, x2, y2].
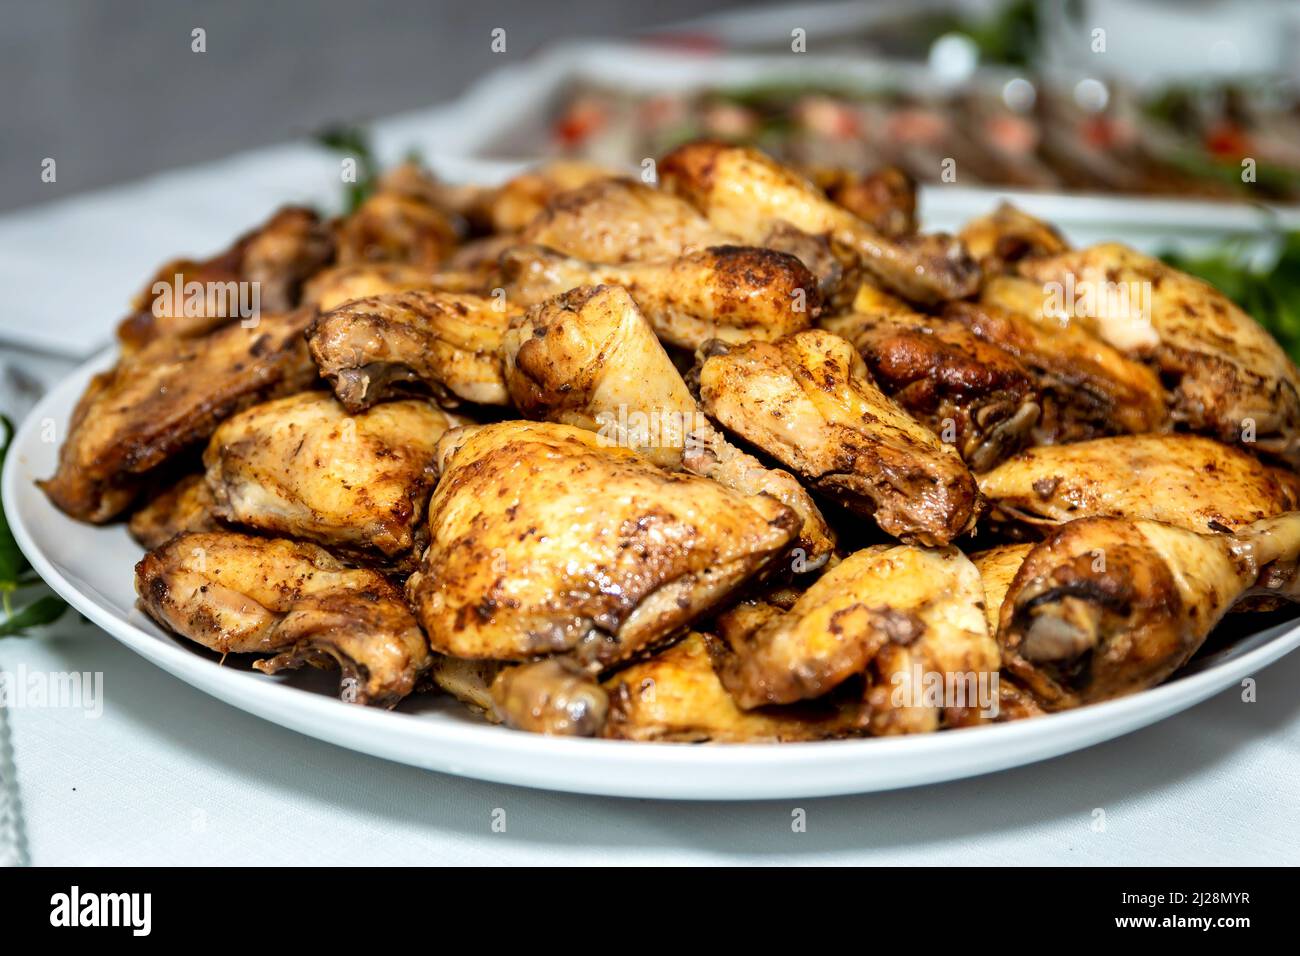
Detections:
[699, 329, 980, 545]
[999, 512, 1300, 708]
[405, 420, 799, 671]
[957, 202, 1069, 273]
[204, 392, 466, 562]
[714, 545, 1000, 734]
[978, 434, 1300, 534]
[602, 633, 863, 742]
[970, 543, 1048, 723]
[41, 311, 318, 523]
[520, 177, 732, 263]
[135, 531, 432, 706]
[501, 244, 818, 350]
[822, 284, 1041, 470]
[459, 160, 620, 234]
[489, 659, 610, 736]
[302, 263, 438, 312]
[117, 206, 332, 350]
[500, 284, 835, 564]
[128, 473, 221, 549]
[333, 187, 458, 269]
[1018, 244, 1300, 465]
[660, 141, 979, 304]
[811, 165, 917, 238]
[306, 290, 514, 412]
[958, 283, 1169, 441]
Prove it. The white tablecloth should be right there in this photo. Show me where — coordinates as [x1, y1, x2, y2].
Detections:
[1, 125, 1298, 867]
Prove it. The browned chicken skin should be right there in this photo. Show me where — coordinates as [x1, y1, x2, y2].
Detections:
[957, 201, 1069, 273]
[500, 284, 835, 565]
[501, 244, 818, 350]
[306, 290, 515, 411]
[521, 177, 733, 263]
[406, 420, 799, 668]
[822, 284, 1042, 470]
[117, 206, 332, 350]
[41, 310, 318, 523]
[978, 434, 1300, 534]
[204, 392, 467, 562]
[958, 284, 1170, 442]
[699, 329, 980, 545]
[999, 512, 1300, 708]
[714, 544, 999, 734]
[136, 531, 432, 706]
[1017, 244, 1300, 465]
[128, 473, 222, 549]
[660, 141, 980, 305]
[812, 165, 917, 239]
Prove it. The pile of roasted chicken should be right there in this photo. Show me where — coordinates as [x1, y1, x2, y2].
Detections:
[39, 142, 1300, 741]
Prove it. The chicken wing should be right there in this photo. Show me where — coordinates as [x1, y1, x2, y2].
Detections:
[462, 160, 621, 234]
[41, 311, 318, 523]
[501, 244, 818, 349]
[698, 329, 980, 545]
[602, 633, 863, 742]
[405, 420, 799, 668]
[117, 206, 332, 350]
[660, 141, 980, 304]
[204, 391, 466, 561]
[489, 658, 610, 736]
[1018, 244, 1300, 464]
[128, 473, 221, 549]
[822, 284, 1042, 470]
[958, 283, 1169, 441]
[302, 263, 438, 312]
[500, 284, 835, 563]
[978, 434, 1300, 534]
[714, 545, 999, 734]
[135, 531, 432, 705]
[306, 290, 514, 412]
[998, 512, 1300, 708]
[520, 177, 732, 263]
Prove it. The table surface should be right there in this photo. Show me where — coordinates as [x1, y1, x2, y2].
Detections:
[1, 126, 1298, 868]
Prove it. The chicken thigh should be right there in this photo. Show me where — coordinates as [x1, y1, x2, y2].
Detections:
[405, 420, 799, 669]
[204, 391, 466, 562]
[698, 329, 980, 545]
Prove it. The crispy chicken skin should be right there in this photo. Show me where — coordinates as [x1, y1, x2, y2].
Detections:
[957, 202, 1069, 273]
[306, 290, 514, 412]
[714, 545, 999, 734]
[521, 177, 732, 263]
[500, 285, 835, 564]
[978, 434, 1300, 533]
[204, 392, 466, 560]
[1018, 244, 1300, 465]
[822, 284, 1042, 470]
[135, 531, 432, 706]
[501, 244, 818, 350]
[603, 632, 863, 742]
[699, 329, 980, 545]
[405, 420, 799, 668]
[128, 474, 221, 549]
[659, 141, 980, 304]
[957, 286, 1169, 441]
[999, 512, 1300, 708]
[41, 311, 318, 523]
[117, 206, 333, 350]
[811, 165, 917, 239]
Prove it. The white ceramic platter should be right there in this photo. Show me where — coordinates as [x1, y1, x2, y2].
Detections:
[6, 349, 1300, 800]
